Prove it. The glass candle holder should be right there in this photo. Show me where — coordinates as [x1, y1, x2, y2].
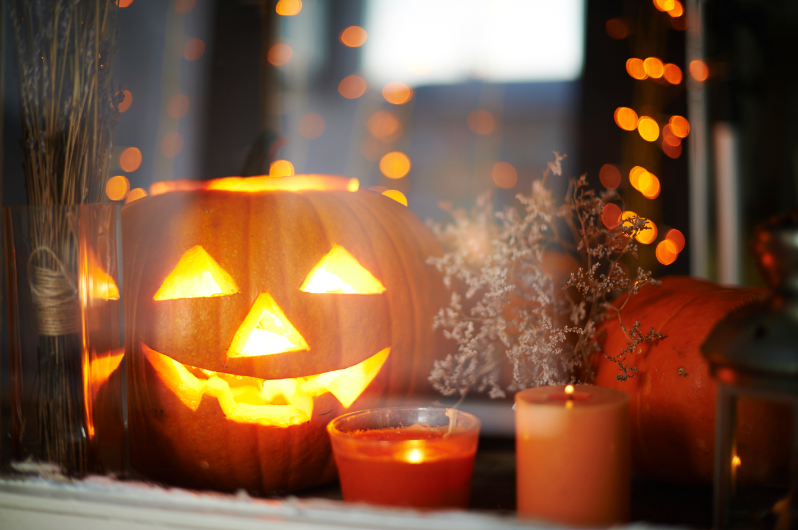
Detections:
[327, 407, 480, 509]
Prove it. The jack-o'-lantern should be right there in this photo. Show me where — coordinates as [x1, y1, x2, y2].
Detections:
[122, 175, 448, 493]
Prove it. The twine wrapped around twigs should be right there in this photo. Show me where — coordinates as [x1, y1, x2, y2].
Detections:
[28, 248, 80, 336]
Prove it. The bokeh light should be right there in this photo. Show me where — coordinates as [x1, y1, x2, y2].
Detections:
[602, 203, 622, 229]
[125, 188, 148, 204]
[665, 229, 686, 252]
[668, 1, 684, 18]
[653, 0, 675, 11]
[167, 94, 190, 119]
[629, 166, 647, 189]
[268, 43, 292, 66]
[298, 113, 326, 139]
[119, 90, 132, 113]
[621, 211, 638, 235]
[161, 132, 184, 158]
[670, 115, 690, 137]
[367, 111, 402, 142]
[382, 82, 413, 105]
[119, 0, 134, 7]
[641, 175, 661, 199]
[662, 124, 681, 146]
[379, 152, 411, 179]
[119, 147, 142, 172]
[614, 107, 639, 131]
[492, 162, 518, 189]
[183, 39, 205, 61]
[599, 164, 621, 190]
[338, 75, 367, 99]
[637, 117, 660, 142]
[174, 0, 196, 13]
[467, 110, 496, 135]
[605, 19, 627, 40]
[643, 57, 664, 78]
[635, 219, 658, 244]
[382, 189, 408, 206]
[656, 240, 679, 265]
[340, 26, 367, 47]
[276, 0, 302, 16]
[105, 176, 130, 201]
[689, 60, 709, 82]
[662, 139, 682, 159]
[663, 63, 682, 84]
[626, 58, 647, 80]
[269, 160, 295, 177]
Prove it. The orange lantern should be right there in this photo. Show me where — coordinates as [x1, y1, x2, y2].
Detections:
[123, 175, 448, 493]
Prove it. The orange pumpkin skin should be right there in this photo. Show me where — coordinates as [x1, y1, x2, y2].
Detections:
[595, 276, 790, 485]
[122, 180, 448, 493]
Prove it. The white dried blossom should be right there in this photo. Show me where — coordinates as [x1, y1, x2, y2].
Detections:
[428, 153, 663, 398]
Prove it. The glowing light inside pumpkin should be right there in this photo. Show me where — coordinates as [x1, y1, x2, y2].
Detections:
[83, 348, 125, 439]
[301, 245, 386, 294]
[143, 343, 390, 426]
[88, 252, 120, 301]
[149, 175, 359, 196]
[154, 245, 239, 301]
[405, 448, 424, 463]
[228, 292, 309, 357]
[732, 455, 741, 467]
[565, 385, 575, 394]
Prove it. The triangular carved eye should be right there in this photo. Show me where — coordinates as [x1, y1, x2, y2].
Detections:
[228, 293, 309, 358]
[154, 245, 239, 301]
[300, 245, 385, 294]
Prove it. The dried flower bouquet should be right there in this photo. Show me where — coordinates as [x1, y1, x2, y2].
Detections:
[428, 154, 662, 401]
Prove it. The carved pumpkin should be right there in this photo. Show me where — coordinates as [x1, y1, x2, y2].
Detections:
[595, 276, 791, 484]
[122, 175, 447, 493]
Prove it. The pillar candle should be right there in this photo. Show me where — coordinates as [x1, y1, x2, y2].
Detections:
[515, 385, 630, 526]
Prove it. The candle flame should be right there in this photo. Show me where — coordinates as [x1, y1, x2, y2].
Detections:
[405, 449, 424, 463]
[565, 385, 575, 394]
[732, 455, 741, 468]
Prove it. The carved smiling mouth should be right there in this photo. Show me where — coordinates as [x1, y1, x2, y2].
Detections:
[142, 343, 390, 428]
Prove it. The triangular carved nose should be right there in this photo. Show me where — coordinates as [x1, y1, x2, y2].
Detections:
[227, 293, 309, 358]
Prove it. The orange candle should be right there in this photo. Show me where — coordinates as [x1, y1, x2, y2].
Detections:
[328, 407, 480, 509]
[515, 385, 630, 526]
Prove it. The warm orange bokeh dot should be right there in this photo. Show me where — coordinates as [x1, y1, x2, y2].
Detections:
[183, 39, 205, 61]
[492, 162, 518, 189]
[161, 132, 184, 158]
[382, 82, 413, 105]
[602, 203, 623, 229]
[338, 75, 367, 99]
[119, 147, 142, 172]
[268, 43, 292, 66]
[641, 175, 661, 199]
[125, 188, 148, 204]
[119, 0, 134, 7]
[626, 58, 647, 80]
[614, 107, 639, 131]
[605, 18, 627, 40]
[690, 60, 709, 82]
[298, 113, 326, 139]
[340, 26, 367, 47]
[119, 90, 132, 113]
[276, 0, 302, 16]
[663, 63, 682, 84]
[379, 152, 411, 179]
[382, 189, 408, 207]
[105, 176, 130, 201]
[167, 94, 190, 119]
[643, 57, 664, 78]
[599, 164, 621, 190]
[467, 110, 495, 135]
[635, 219, 658, 244]
[656, 240, 679, 265]
[367, 111, 402, 142]
[670, 115, 690, 138]
[637, 117, 659, 142]
[665, 229, 686, 252]
[174, 0, 196, 13]
[654, 0, 675, 11]
[669, 1, 684, 18]
[629, 166, 647, 189]
[269, 160, 295, 177]
[662, 124, 681, 146]
[662, 139, 683, 159]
